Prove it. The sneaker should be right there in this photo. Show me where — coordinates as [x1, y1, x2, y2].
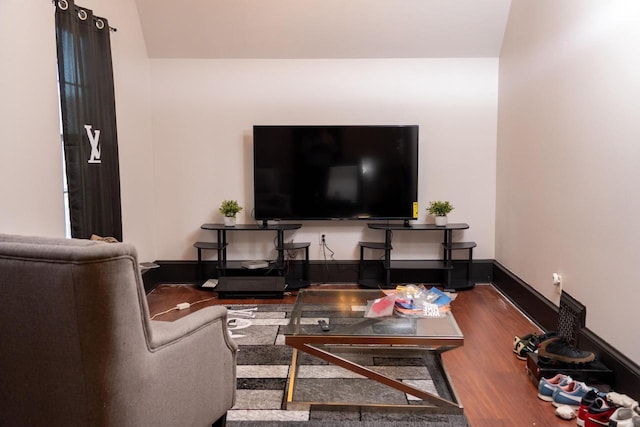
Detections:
[552, 381, 593, 408]
[538, 373, 572, 402]
[607, 392, 640, 411]
[578, 389, 608, 427]
[513, 333, 540, 360]
[608, 408, 638, 427]
[583, 397, 616, 426]
[538, 335, 596, 364]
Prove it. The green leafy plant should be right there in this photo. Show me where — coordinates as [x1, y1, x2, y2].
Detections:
[427, 200, 454, 216]
[219, 200, 243, 217]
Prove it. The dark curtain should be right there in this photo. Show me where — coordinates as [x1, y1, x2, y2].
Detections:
[55, 0, 122, 241]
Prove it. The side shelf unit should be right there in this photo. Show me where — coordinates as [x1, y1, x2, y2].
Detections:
[282, 242, 311, 289]
[442, 241, 477, 291]
[357, 241, 391, 289]
[359, 223, 475, 291]
[199, 223, 310, 293]
[193, 241, 227, 283]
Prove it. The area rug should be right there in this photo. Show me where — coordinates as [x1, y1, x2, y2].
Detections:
[225, 304, 469, 427]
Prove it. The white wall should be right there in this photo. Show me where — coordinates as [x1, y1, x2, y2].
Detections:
[497, 0, 640, 364]
[0, 1, 65, 237]
[98, 0, 156, 261]
[149, 58, 498, 263]
[0, 3, 497, 265]
[0, 0, 156, 261]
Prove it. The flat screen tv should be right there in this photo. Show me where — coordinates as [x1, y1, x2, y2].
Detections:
[253, 125, 419, 221]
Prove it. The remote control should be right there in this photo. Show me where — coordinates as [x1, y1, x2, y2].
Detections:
[317, 319, 330, 332]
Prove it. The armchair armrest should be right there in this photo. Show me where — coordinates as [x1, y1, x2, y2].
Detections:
[147, 305, 238, 354]
[116, 305, 239, 427]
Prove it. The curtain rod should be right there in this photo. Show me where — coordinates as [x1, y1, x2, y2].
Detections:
[53, 0, 118, 32]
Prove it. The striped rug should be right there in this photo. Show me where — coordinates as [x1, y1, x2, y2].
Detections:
[224, 304, 469, 426]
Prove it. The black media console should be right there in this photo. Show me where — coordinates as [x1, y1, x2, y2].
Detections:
[359, 223, 476, 291]
[195, 222, 475, 296]
[197, 223, 310, 297]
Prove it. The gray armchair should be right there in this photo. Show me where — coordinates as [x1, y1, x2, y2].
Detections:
[0, 234, 237, 427]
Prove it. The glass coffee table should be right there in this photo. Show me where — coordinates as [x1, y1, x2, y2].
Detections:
[282, 288, 464, 412]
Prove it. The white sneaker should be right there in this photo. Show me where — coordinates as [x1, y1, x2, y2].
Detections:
[608, 392, 639, 410]
[609, 407, 637, 427]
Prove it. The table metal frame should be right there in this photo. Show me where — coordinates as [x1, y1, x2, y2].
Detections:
[283, 289, 464, 412]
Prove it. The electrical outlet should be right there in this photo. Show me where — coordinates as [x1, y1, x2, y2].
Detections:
[552, 273, 563, 294]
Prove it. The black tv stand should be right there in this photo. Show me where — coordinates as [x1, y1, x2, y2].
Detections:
[198, 223, 310, 296]
[358, 223, 476, 291]
[403, 219, 411, 227]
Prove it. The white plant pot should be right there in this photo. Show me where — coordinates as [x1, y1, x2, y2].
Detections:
[435, 215, 448, 226]
[223, 216, 236, 227]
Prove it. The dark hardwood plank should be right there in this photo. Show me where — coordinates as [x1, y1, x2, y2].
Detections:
[442, 284, 565, 427]
[147, 283, 566, 426]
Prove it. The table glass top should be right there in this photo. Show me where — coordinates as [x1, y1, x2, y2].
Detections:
[283, 289, 463, 341]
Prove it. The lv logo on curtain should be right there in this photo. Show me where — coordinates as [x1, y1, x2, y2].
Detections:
[55, 0, 122, 241]
[85, 125, 102, 164]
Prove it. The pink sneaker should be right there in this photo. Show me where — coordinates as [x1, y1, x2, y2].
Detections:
[537, 373, 572, 402]
[552, 381, 593, 409]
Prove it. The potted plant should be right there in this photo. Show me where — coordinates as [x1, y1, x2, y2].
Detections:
[219, 200, 243, 226]
[427, 200, 454, 226]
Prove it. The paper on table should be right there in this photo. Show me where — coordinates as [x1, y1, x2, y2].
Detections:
[365, 294, 396, 318]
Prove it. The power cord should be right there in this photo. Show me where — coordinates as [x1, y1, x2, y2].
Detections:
[150, 296, 217, 320]
[321, 236, 336, 282]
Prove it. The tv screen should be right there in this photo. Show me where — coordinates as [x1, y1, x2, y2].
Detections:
[253, 125, 419, 221]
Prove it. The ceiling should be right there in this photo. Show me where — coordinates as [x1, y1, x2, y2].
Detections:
[134, 0, 512, 59]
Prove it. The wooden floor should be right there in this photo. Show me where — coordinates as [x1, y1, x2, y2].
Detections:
[147, 283, 567, 427]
